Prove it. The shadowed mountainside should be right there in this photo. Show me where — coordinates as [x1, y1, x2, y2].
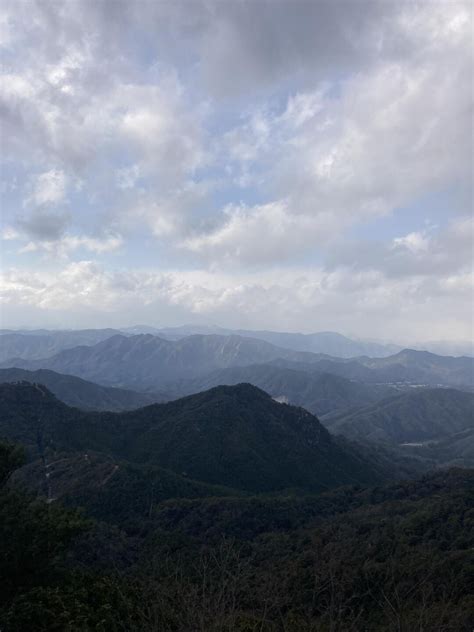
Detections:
[0, 367, 165, 411]
[178, 362, 396, 417]
[326, 387, 474, 444]
[0, 381, 383, 494]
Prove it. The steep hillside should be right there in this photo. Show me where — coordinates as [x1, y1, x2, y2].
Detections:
[0, 381, 383, 493]
[0, 368, 164, 411]
[2, 437, 473, 632]
[326, 388, 474, 444]
[395, 427, 474, 469]
[13, 452, 240, 523]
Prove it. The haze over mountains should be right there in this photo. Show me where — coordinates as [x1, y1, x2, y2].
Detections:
[0, 368, 161, 411]
[0, 329, 122, 363]
[123, 325, 474, 358]
[2, 326, 473, 362]
[3, 332, 472, 393]
[124, 325, 403, 357]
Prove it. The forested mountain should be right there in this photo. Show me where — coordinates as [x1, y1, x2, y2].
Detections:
[361, 349, 474, 387]
[0, 368, 163, 411]
[0, 381, 383, 493]
[270, 349, 474, 389]
[1, 376, 473, 630]
[180, 363, 396, 416]
[1, 362, 394, 418]
[1, 334, 327, 389]
[13, 451, 241, 523]
[1, 438, 472, 631]
[326, 387, 474, 444]
[3, 332, 473, 391]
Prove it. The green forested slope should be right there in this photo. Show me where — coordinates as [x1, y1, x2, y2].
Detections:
[0, 381, 382, 493]
[326, 387, 474, 443]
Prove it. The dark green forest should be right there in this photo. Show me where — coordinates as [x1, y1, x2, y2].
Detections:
[1, 382, 473, 630]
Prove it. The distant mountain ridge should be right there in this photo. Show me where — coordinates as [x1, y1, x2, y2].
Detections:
[1, 334, 328, 389]
[0, 329, 124, 363]
[269, 349, 474, 389]
[121, 325, 474, 357]
[0, 368, 164, 411]
[3, 333, 473, 391]
[326, 387, 474, 444]
[1, 326, 399, 360]
[123, 325, 401, 357]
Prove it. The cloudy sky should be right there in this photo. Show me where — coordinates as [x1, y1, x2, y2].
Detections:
[0, 0, 472, 342]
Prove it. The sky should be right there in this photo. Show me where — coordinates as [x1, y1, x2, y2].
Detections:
[0, 0, 472, 343]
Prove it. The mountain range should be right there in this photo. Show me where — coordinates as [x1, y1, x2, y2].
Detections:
[270, 348, 474, 389]
[130, 325, 402, 357]
[3, 333, 472, 392]
[124, 325, 474, 357]
[3, 326, 472, 361]
[0, 363, 394, 418]
[0, 333, 332, 388]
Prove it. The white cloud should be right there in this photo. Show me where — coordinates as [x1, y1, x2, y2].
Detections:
[0, 0, 471, 340]
[24, 234, 123, 258]
[26, 169, 67, 207]
[209, 1, 471, 264]
[1, 227, 21, 241]
[46, 234, 124, 256]
[392, 231, 430, 254]
[2, 0, 470, 262]
[1, 258, 472, 342]
[182, 201, 336, 264]
[327, 217, 473, 280]
[2, 224, 123, 258]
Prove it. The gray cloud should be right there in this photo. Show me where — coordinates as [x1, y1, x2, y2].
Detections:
[0, 0, 472, 339]
[17, 210, 70, 242]
[1, 261, 472, 342]
[195, 1, 407, 97]
[326, 218, 473, 279]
